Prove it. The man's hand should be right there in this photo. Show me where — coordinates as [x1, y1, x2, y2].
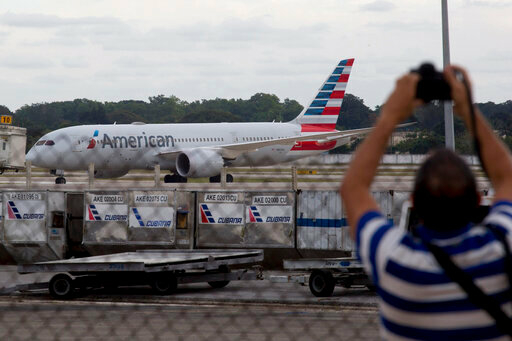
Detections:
[380, 73, 422, 124]
[444, 65, 473, 124]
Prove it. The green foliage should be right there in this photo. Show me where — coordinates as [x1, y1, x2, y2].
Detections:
[179, 110, 241, 123]
[393, 132, 444, 154]
[337, 94, 376, 130]
[106, 110, 144, 124]
[0, 105, 12, 115]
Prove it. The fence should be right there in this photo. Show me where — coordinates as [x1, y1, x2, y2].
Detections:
[3, 137, 465, 341]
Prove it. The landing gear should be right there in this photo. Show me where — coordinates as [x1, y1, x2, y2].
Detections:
[164, 173, 187, 183]
[209, 174, 234, 183]
[55, 176, 66, 184]
[51, 169, 66, 184]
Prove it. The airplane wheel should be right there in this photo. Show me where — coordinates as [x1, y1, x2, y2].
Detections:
[209, 174, 233, 183]
[209, 175, 221, 183]
[55, 177, 66, 184]
[164, 174, 188, 183]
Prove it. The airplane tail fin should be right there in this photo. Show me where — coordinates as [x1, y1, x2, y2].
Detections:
[291, 58, 354, 132]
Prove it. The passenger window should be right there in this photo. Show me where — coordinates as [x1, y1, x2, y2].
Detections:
[36, 140, 46, 146]
[45, 140, 55, 146]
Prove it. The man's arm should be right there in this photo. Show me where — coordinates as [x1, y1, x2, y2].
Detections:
[444, 66, 512, 202]
[340, 74, 420, 240]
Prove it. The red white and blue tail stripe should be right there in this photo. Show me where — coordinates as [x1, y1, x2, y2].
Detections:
[293, 58, 354, 132]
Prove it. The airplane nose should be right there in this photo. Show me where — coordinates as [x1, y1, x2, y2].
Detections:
[25, 147, 40, 165]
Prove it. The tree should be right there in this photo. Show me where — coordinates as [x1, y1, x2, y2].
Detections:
[279, 98, 303, 122]
[337, 94, 376, 130]
[0, 105, 11, 115]
[393, 132, 444, 154]
[106, 110, 144, 124]
[179, 110, 241, 123]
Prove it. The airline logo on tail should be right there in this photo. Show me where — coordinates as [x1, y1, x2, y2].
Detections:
[298, 58, 354, 132]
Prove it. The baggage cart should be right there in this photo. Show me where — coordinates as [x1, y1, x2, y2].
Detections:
[18, 249, 263, 299]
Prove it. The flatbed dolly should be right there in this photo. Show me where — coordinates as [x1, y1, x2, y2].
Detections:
[18, 249, 263, 299]
[270, 257, 372, 297]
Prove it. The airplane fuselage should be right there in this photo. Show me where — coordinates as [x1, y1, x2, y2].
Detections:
[27, 121, 340, 176]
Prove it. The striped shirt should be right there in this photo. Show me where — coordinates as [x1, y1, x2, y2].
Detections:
[357, 200, 512, 340]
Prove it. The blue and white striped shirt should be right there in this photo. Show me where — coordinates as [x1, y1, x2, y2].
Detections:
[357, 200, 512, 340]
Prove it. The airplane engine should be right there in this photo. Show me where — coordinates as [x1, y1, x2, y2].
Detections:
[94, 169, 129, 179]
[176, 149, 224, 178]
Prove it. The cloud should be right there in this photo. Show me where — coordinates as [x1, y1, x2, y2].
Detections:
[359, 1, 396, 12]
[0, 12, 122, 28]
[0, 55, 54, 69]
[463, 0, 512, 7]
[365, 19, 436, 31]
[61, 58, 89, 68]
[44, 15, 330, 54]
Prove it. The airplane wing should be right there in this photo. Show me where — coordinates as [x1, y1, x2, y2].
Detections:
[315, 122, 415, 143]
[157, 122, 415, 160]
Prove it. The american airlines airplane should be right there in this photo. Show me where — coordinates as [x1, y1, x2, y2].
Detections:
[26, 58, 375, 184]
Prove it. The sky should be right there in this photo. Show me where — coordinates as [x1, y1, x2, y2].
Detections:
[0, 0, 511, 112]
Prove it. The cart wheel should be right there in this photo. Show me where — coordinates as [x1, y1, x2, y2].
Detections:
[151, 273, 177, 295]
[366, 284, 377, 292]
[309, 270, 335, 297]
[49, 274, 75, 299]
[208, 265, 230, 289]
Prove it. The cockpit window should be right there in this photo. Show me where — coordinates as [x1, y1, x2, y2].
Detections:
[44, 140, 55, 146]
[36, 140, 46, 146]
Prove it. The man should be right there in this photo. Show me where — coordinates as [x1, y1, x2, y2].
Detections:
[340, 65, 512, 340]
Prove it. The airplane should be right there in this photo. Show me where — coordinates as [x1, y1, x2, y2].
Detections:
[25, 58, 381, 184]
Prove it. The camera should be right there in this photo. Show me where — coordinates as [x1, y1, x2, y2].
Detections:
[412, 63, 451, 103]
